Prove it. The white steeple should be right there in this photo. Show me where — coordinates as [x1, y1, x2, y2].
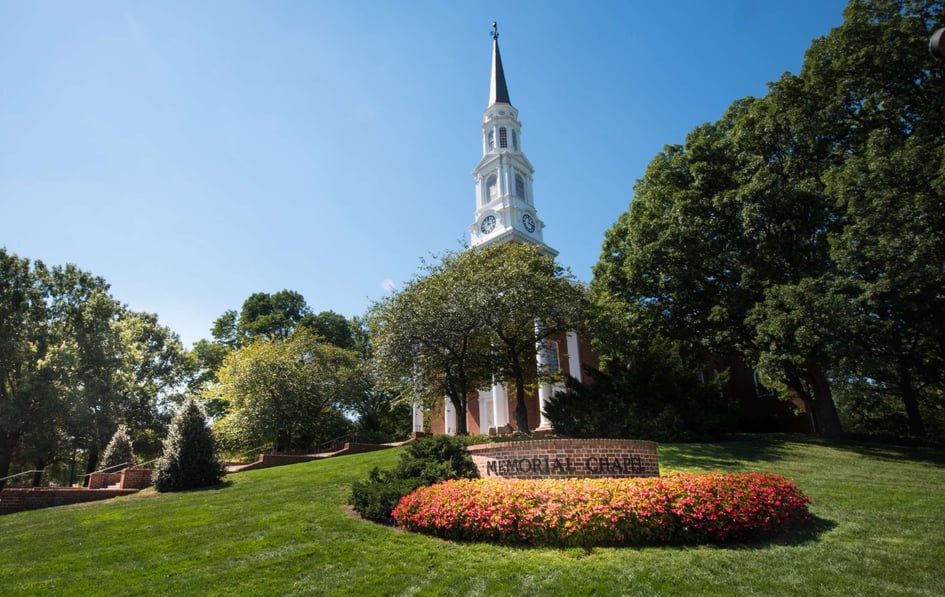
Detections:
[469, 23, 557, 257]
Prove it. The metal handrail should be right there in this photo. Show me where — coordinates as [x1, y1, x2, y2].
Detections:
[313, 433, 352, 455]
[0, 470, 44, 484]
[226, 444, 274, 464]
[79, 457, 160, 480]
[79, 461, 133, 479]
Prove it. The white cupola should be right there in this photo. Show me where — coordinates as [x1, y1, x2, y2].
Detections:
[469, 23, 557, 257]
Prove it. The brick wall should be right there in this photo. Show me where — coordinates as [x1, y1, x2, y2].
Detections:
[119, 467, 154, 489]
[87, 472, 122, 489]
[467, 438, 660, 479]
[0, 488, 138, 516]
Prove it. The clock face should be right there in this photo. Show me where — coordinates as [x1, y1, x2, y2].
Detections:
[480, 215, 497, 234]
[522, 214, 536, 233]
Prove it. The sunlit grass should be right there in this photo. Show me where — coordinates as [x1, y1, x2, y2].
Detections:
[1, 436, 943, 595]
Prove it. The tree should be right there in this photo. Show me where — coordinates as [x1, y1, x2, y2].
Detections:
[592, 0, 945, 439]
[347, 317, 411, 442]
[804, 0, 945, 437]
[371, 244, 585, 434]
[0, 249, 191, 487]
[211, 328, 360, 451]
[299, 310, 355, 350]
[101, 426, 134, 469]
[593, 89, 847, 437]
[0, 249, 53, 487]
[193, 290, 320, 391]
[466, 243, 586, 433]
[370, 251, 493, 436]
[153, 400, 224, 492]
[238, 290, 310, 341]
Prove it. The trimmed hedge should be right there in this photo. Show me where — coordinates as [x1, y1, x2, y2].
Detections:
[392, 472, 812, 546]
[349, 435, 481, 524]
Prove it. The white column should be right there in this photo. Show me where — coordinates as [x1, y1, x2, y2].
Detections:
[444, 398, 456, 436]
[566, 331, 582, 382]
[491, 380, 509, 430]
[412, 402, 424, 434]
[478, 390, 495, 435]
[535, 322, 553, 430]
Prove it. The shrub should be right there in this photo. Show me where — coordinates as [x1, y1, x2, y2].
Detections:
[101, 426, 134, 469]
[392, 472, 812, 546]
[545, 339, 738, 441]
[153, 400, 225, 492]
[350, 435, 481, 524]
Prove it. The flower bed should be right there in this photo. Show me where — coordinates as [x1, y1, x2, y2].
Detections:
[391, 472, 812, 546]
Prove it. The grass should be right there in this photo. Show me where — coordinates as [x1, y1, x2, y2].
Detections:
[1, 435, 943, 596]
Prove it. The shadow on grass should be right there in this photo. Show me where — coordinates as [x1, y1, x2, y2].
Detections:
[659, 435, 797, 471]
[827, 441, 945, 469]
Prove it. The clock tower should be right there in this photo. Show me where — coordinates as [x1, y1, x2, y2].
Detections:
[469, 23, 557, 258]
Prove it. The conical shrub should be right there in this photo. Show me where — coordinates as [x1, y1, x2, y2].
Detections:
[101, 426, 134, 469]
[153, 400, 225, 492]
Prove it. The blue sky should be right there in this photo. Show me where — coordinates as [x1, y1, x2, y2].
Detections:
[0, 1, 848, 347]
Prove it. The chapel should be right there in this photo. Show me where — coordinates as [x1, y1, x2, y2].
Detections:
[414, 24, 599, 436]
[414, 24, 808, 437]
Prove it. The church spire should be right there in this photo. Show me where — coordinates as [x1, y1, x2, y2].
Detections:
[470, 23, 557, 257]
[489, 22, 511, 106]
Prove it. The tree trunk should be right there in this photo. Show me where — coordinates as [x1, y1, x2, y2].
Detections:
[31, 459, 45, 487]
[0, 434, 16, 490]
[898, 360, 926, 438]
[83, 445, 100, 486]
[808, 368, 845, 439]
[513, 370, 530, 433]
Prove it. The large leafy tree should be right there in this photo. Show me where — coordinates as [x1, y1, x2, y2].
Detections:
[593, 0, 944, 438]
[806, 0, 945, 437]
[0, 248, 189, 487]
[370, 251, 493, 436]
[370, 244, 585, 434]
[211, 328, 360, 452]
[468, 243, 586, 432]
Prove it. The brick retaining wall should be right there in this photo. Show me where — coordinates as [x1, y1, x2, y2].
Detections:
[0, 487, 138, 515]
[88, 472, 122, 489]
[467, 438, 660, 479]
[119, 467, 154, 489]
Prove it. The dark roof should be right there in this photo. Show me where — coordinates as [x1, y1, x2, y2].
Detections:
[489, 36, 511, 106]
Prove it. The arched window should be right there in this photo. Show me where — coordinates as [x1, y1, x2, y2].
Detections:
[512, 130, 518, 150]
[543, 341, 561, 374]
[514, 173, 525, 198]
[487, 130, 495, 149]
[499, 127, 508, 148]
[486, 174, 498, 201]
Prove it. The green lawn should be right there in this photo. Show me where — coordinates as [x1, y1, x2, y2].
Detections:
[1, 436, 943, 596]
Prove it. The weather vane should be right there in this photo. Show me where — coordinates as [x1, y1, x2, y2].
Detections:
[492, 21, 498, 40]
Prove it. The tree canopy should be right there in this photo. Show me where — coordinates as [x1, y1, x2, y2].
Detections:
[592, 0, 944, 439]
[210, 328, 361, 452]
[0, 248, 189, 487]
[370, 243, 585, 434]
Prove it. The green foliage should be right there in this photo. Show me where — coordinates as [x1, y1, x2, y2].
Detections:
[153, 400, 224, 492]
[592, 0, 945, 439]
[545, 339, 736, 441]
[0, 248, 188, 487]
[210, 328, 360, 452]
[101, 426, 134, 469]
[349, 435, 480, 524]
[239, 290, 309, 341]
[370, 243, 585, 434]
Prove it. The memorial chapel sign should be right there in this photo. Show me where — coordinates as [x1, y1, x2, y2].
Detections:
[466, 438, 659, 479]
